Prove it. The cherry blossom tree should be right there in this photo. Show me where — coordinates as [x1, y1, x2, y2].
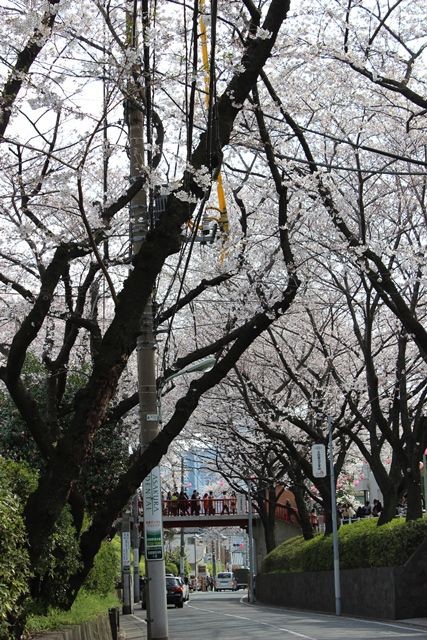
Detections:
[0, 0, 302, 629]
[0, 0, 426, 632]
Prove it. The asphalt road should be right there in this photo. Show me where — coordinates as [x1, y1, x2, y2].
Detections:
[156, 591, 427, 640]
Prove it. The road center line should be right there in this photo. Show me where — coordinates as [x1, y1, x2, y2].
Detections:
[187, 605, 217, 614]
[220, 610, 318, 639]
[278, 629, 317, 640]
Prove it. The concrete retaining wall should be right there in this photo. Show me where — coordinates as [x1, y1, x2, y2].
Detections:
[253, 519, 300, 573]
[36, 614, 113, 640]
[257, 568, 398, 618]
[257, 538, 427, 619]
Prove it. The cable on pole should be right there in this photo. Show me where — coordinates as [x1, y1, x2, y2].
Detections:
[198, 0, 229, 259]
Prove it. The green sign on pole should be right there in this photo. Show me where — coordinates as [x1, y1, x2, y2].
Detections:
[143, 466, 164, 560]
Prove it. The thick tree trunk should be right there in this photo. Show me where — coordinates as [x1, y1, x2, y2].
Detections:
[377, 487, 400, 525]
[262, 517, 277, 554]
[371, 460, 402, 525]
[292, 483, 313, 540]
[406, 467, 423, 521]
[315, 479, 333, 535]
[256, 490, 277, 554]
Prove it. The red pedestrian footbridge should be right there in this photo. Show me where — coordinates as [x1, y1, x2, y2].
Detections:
[160, 498, 299, 529]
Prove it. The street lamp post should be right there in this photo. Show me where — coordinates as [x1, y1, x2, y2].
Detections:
[246, 478, 255, 604]
[193, 534, 201, 587]
[219, 534, 227, 570]
[212, 540, 217, 581]
[160, 356, 216, 387]
[328, 416, 341, 616]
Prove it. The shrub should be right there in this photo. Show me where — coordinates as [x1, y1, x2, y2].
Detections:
[0, 459, 31, 639]
[262, 517, 427, 574]
[35, 506, 82, 609]
[84, 540, 120, 597]
[25, 590, 120, 634]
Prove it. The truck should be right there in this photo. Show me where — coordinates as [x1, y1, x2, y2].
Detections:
[196, 564, 210, 591]
[233, 567, 249, 590]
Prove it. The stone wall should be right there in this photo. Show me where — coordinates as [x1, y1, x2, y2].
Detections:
[35, 614, 113, 640]
[257, 537, 427, 619]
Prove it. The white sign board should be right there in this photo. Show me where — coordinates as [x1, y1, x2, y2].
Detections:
[237, 493, 246, 514]
[311, 444, 327, 478]
[122, 531, 131, 570]
[143, 466, 164, 560]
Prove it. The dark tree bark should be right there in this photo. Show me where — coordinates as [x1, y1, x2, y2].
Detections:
[256, 485, 278, 554]
[290, 475, 313, 541]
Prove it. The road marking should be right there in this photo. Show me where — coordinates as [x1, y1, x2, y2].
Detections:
[187, 605, 217, 613]
[278, 629, 317, 640]
[189, 603, 317, 639]
[223, 612, 317, 639]
[131, 613, 147, 625]
[242, 602, 427, 636]
[189, 597, 427, 638]
[345, 616, 427, 634]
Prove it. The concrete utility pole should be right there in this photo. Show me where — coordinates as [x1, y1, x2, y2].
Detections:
[192, 534, 201, 585]
[246, 478, 255, 604]
[126, 7, 168, 638]
[131, 114, 168, 640]
[180, 458, 185, 576]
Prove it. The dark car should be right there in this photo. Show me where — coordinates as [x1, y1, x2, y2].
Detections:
[166, 576, 184, 608]
[140, 576, 185, 609]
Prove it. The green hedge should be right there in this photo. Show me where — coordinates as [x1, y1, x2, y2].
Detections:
[262, 517, 427, 574]
[84, 540, 120, 597]
[0, 459, 31, 639]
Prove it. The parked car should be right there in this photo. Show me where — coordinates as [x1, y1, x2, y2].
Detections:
[234, 567, 249, 590]
[166, 576, 185, 608]
[140, 576, 185, 609]
[176, 577, 190, 601]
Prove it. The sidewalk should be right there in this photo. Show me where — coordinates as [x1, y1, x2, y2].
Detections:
[119, 612, 147, 640]
[399, 618, 427, 629]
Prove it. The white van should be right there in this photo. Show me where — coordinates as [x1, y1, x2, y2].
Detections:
[215, 571, 237, 591]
